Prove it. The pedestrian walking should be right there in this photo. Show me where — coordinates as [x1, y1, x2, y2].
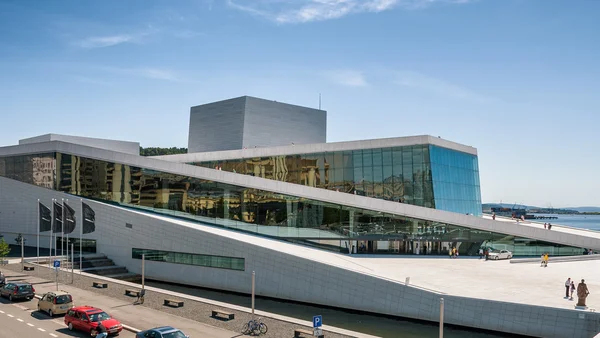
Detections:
[540, 254, 545, 267]
[544, 223, 547, 229]
[478, 248, 483, 259]
[565, 278, 571, 298]
[570, 281, 576, 300]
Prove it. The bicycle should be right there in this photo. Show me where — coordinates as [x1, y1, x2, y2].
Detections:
[241, 317, 268, 336]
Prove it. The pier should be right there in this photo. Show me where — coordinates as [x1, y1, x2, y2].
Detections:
[531, 215, 558, 220]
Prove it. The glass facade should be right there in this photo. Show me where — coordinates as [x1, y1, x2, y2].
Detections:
[132, 248, 245, 271]
[191, 144, 481, 215]
[0, 152, 580, 256]
[430, 145, 481, 215]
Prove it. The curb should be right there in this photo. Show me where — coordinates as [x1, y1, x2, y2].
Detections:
[33, 294, 141, 333]
[122, 324, 141, 333]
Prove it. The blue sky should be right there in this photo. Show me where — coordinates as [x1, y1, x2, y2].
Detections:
[1, 0, 599, 207]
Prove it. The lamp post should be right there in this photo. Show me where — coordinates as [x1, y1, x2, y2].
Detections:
[141, 254, 145, 290]
[20, 235, 24, 270]
[251, 271, 255, 319]
[439, 298, 444, 338]
[71, 243, 74, 284]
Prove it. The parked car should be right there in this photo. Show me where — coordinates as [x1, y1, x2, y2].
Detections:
[64, 306, 123, 336]
[38, 291, 74, 316]
[0, 282, 35, 301]
[136, 326, 189, 338]
[488, 249, 513, 260]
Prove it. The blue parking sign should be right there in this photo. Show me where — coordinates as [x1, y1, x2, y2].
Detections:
[53, 260, 60, 268]
[313, 315, 322, 328]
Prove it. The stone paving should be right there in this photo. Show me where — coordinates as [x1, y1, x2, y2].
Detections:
[353, 255, 600, 311]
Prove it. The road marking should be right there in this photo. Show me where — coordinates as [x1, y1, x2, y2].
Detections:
[13, 304, 29, 311]
[37, 328, 46, 332]
[7, 314, 14, 317]
[49, 334, 58, 338]
[17, 318, 24, 322]
[27, 323, 35, 327]
[0, 310, 4, 313]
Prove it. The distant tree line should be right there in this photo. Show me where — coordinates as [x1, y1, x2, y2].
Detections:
[139, 147, 187, 156]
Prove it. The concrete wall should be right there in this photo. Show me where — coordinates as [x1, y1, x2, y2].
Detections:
[187, 96, 326, 153]
[187, 97, 245, 153]
[242, 96, 326, 149]
[18, 134, 139, 155]
[1, 176, 599, 338]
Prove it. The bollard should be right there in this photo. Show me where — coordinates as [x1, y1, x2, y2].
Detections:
[405, 277, 410, 286]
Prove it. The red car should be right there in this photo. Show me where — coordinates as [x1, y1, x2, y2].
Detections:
[64, 306, 123, 336]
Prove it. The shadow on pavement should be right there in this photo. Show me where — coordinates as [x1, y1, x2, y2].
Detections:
[30, 310, 58, 321]
[32, 280, 56, 285]
[56, 327, 90, 337]
[0, 296, 34, 304]
[2, 274, 30, 278]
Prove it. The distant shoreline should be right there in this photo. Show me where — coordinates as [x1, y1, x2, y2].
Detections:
[529, 212, 600, 216]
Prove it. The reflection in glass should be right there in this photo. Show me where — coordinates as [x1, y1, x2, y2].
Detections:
[0, 152, 581, 257]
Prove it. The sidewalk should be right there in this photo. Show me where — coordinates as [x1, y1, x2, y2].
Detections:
[0, 267, 238, 338]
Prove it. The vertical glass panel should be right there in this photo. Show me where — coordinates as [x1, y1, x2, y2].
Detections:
[343, 152, 353, 168]
[362, 150, 372, 167]
[382, 150, 392, 166]
[392, 148, 403, 167]
[363, 166, 373, 183]
[372, 149, 382, 168]
[352, 150, 363, 168]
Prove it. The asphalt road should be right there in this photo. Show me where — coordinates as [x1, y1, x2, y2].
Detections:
[0, 296, 136, 338]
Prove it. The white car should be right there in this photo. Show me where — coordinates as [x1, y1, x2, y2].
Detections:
[488, 249, 512, 260]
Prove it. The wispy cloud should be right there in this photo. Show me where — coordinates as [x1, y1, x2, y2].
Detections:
[75, 34, 134, 49]
[134, 68, 181, 82]
[325, 70, 368, 87]
[226, 0, 474, 24]
[393, 70, 495, 103]
[73, 28, 158, 49]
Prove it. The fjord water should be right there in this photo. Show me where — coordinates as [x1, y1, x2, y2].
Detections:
[530, 214, 600, 231]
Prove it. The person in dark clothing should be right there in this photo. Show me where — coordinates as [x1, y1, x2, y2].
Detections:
[95, 322, 108, 338]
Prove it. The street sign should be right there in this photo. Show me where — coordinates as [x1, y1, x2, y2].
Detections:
[313, 315, 322, 328]
[53, 260, 60, 268]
